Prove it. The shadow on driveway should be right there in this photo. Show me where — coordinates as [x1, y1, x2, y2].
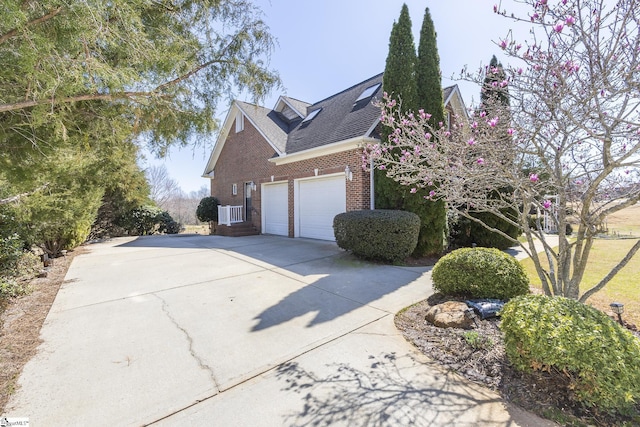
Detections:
[115, 234, 432, 332]
[274, 351, 533, 427]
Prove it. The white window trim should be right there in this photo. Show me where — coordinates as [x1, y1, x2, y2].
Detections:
[232, 183, 238, 195]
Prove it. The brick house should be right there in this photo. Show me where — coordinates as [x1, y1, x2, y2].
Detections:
[202, 73, 467, 240]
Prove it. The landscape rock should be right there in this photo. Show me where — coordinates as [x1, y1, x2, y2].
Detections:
[425, 301, 474, 329]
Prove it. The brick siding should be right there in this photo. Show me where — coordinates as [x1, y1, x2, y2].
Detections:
[209, 117, 371, 237]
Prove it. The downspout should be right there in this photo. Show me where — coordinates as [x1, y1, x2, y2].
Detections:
[370, 157, 375, 210]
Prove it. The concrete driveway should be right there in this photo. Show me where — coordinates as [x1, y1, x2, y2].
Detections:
[5, 234, 551, 426]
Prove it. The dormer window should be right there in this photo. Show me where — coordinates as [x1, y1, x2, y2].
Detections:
[355, 83, 381, 103]
[302, 108, 322, 123]
[235, 111, 244, 133]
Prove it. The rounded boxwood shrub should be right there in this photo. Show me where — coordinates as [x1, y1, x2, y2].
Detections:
[333, 210, 420, 263]
[431, 247, 529, 299]
[500, 295, 640, 414]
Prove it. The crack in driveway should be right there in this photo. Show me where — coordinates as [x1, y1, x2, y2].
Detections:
[154, 293, 221, 393]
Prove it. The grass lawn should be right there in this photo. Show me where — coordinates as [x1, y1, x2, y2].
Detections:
[519, 203, 640, 326]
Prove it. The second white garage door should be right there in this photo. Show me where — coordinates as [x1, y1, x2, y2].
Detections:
[262, 182, 289, 236]
[297, 175, 346, 240]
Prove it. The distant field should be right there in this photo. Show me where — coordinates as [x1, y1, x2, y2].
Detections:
[520, 203, 640, 326]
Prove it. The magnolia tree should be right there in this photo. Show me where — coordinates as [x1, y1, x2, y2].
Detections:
[365, 0, 640, 302]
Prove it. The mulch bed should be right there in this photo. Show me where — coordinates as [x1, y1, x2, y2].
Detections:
[0, 249, 84, 413]
[395, 293, 640, 427]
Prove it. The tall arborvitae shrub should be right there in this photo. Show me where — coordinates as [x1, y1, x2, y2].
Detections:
[375, 4, 418, 212]
[410, 6, 448, 256]
[376, 4, 447, 257]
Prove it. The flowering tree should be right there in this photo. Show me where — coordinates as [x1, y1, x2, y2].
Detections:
[365, 0, 640, 302]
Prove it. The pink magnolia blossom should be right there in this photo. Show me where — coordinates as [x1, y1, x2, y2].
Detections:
[529, 173, 539, 182]
[543, 199, 552, 210]
[507, 128, 514, 135]
[378, 165, 386, 170]
[565, 15, 576, 26]
[517, 67, 523, 75]
[500, 39, 507, 49]
[471, 121, 478, 129]
[487, 117, 499, 127]
[410, 188, 417, 193]
[468, 137, 476, 146]
[477, 158, 485, 165]
[429, 190, 436, 198]
[554, 22, 564, 33]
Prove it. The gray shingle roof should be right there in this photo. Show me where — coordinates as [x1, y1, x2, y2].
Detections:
[236, 74, 461, 157]
[285, 73, 383, 154]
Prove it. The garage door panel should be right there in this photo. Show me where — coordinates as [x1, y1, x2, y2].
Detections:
[263, 183, 288, 236]
[299, 176, 346, 241]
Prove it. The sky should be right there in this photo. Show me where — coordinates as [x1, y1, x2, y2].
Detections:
[142, 0, 532, 194]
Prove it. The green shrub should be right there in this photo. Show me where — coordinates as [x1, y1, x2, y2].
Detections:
[0, 251, 40, 299]
[451, 209, 521, 250]
[196, 196, 220, 223]
[500, 295, 640, 414]
[333, 210, 420, 263]
[431, 247, 529, 299]
[119, 206, 182, 235]
[0, 233, 24, 274]
[157, 211, 182, 234]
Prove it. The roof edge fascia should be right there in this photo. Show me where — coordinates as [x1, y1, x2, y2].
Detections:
[201, 103, 239, 177]
[269, 136, 379, 166]
[202, 101, 285, 176]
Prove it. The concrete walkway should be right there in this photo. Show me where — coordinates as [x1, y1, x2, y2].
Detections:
[5, 235, 553, 426]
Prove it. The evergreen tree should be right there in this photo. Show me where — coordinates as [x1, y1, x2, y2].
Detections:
[453, 55, 521, 250]
[376, 4, 448, 256]
[382, 4, 418, 114]
[481, 55, 510, 108]
[375, 4, 417, 216]
[416, 7, 445, 128]
[407, 6, 448, 256]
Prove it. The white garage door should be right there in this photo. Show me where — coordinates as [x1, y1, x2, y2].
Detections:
[262, 182, 288, 236]
[298, 175, 346, 240]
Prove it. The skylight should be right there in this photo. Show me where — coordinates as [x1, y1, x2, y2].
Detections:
[355, 83, 381, 103]
[301, 108, 322, 123]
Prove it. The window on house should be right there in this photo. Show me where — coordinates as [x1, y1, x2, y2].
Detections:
[301, 108, 322, 123]
[232, 183, 238, 195]
[446, 111, 451, 131]
[235, 111, 244, 133]
[355, 83, 381, 103]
